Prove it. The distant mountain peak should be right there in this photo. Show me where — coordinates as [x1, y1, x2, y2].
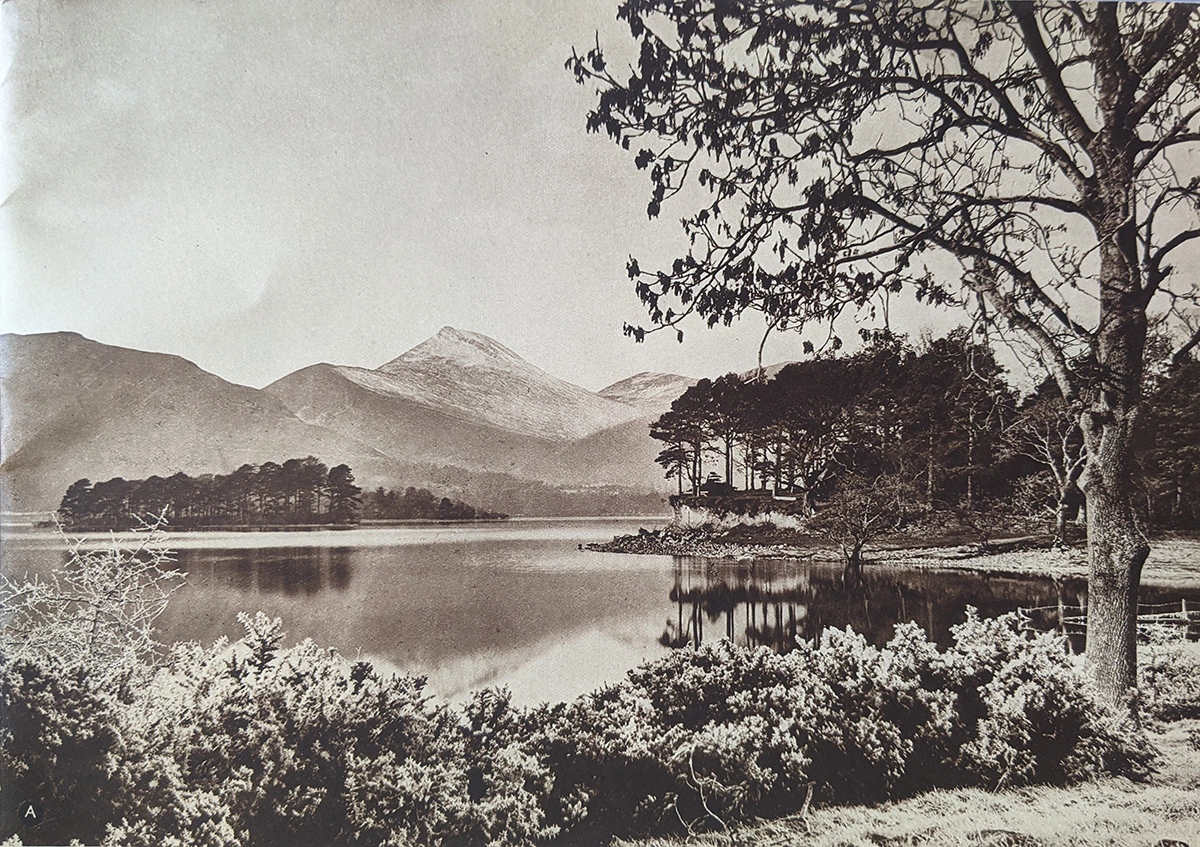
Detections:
[380, 326, 526, 373]
[333, 326, 648, 442]
[598, 371, 695, 411]
[601, 371, 692, 390]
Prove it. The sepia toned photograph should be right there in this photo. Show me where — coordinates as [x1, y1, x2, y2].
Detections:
[1, 1, 1199, 844]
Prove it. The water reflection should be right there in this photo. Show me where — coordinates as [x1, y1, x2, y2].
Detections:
[661, 557, 1092, 651]
[4, 522, 1198, 705]
[176, 547, 353, 596]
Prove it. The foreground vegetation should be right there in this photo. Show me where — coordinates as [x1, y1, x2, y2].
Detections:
[3, 531, 1196, 846]
[625, 720, 1200, 847]
[4, 614, 1192, 847]
[630, 640, 1200, 847]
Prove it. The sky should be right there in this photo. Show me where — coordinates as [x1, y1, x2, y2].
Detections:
[0, 0, 957, 390]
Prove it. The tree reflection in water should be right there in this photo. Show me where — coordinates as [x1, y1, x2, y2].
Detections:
[176, 547, 353, 596]
[661, 556, 1092, 652]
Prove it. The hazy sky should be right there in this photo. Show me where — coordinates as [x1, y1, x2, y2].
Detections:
[0, 0, 955, 390]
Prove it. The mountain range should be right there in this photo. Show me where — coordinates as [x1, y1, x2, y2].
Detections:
[0, 328, 694, 517]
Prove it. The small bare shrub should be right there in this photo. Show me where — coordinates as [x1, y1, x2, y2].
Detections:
[0, 516, 184, 678]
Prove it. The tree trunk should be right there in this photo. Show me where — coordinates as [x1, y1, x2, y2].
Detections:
[1078, 147, 1150, 704]
[926, 431, 935, 511]
[1075, 61, 1151, 707]
[965, 408, 975, 512]
[799, 486, 813, 518]
[1054, 489, 1069, 548]
[1081, 415, 1148, 706]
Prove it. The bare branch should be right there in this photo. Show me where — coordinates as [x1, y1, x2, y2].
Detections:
[1010, 2, 1096, 148]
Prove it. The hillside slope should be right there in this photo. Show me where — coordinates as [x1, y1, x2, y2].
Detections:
[0, 332, 388, 514]
[0, 331, 681, 516]
[265, 328, 685, 492]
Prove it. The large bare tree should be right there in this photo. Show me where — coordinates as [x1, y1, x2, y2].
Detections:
[571, 0, 1200, 703]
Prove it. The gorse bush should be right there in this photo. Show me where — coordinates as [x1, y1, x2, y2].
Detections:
[939, 613, 1149, 789]
[109, 614, 555, 847]
[532, 612, 1151, 842]
[1, 611, 1153, 846]
[0, 656, 127, 845]
[1139, 627, 1200, 722]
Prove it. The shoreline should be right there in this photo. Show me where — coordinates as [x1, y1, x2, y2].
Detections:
[590, 525, 1200, 590]
[25, 517, 513, 533]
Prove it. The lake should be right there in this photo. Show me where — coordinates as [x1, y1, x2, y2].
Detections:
[1, 518, 1191, 705]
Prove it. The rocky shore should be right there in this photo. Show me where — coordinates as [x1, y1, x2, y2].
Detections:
[586, 526, 826, 559]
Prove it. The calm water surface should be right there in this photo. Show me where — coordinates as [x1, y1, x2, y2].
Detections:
[3, 519, 1188, 705]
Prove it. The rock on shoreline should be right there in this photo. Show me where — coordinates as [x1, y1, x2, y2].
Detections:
[586, 527, 823, 560]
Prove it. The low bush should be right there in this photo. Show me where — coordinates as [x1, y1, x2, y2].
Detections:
[0, 657, 127, 846]
[939, 613, 1150, 788]
[535, 612, 1150, 842]
[0, 610, 1155, 846]
[111, 614, 557, 847]
[1139, 628, 1200, 722]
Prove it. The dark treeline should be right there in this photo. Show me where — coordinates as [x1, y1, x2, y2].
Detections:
[653, 329, 1199, 537]
[58, 457, 363, 529]
[361, 486, 507, 521]
[58, 461, 512, 529]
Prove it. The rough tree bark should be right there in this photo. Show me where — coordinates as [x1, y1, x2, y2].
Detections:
[1075, 47, 1152, 699]
[1079, 299, 1151, 699]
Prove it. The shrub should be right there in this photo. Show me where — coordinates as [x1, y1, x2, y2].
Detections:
[1139, 628, 1200, 722]
[0, 656, 126, 846]
[104, 616, 559, 847]
[540, 613, 1152, 841]
[942, 613, 1152, 787]
[1, 605, 1157, 846]
[0, 518, 183, 678]
[452, 688, 557, 847]
[800, 624, 953, 801]
[537, 683, 675, 841]
[123, 616, 470, 847]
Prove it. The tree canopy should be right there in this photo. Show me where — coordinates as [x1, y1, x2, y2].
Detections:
[56, 457, 362, 529]
[572, 1, 1199, 371]
[651, 330, 1015, 517]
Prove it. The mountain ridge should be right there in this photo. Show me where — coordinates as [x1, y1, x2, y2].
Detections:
[0, 331, 392, 514]
[597, 371, 695, 412]
[296, 326, 648, 442]
[1, 329, 690, 515]
[263, 326, 687, 490]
